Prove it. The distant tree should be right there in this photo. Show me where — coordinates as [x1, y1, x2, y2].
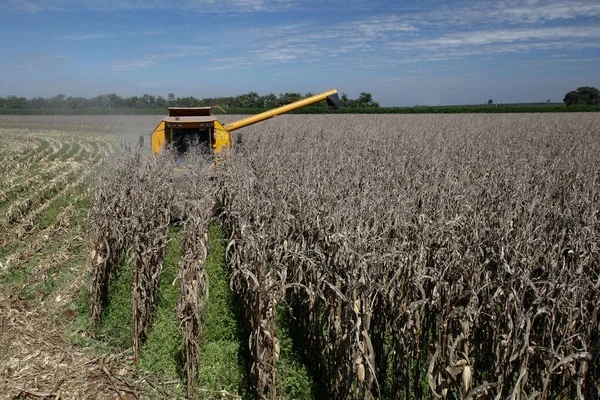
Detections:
[262, 93, 278, 108]
[487, 99, 493, 105]
[28, 97, 48, 109]
[48, 94, 66, 109]
[4, 95, 27, 109]
[563, 86, 600, 106]
[66, 96, 87, 109]
[546, 99, 551, 103]
[106, 93, 123, 108]
[0, 90, 381, 112]
[128, 96, 139, 108]
[356, 92, 379, 107]
[358, 92, 373, 105]
[236, 92, 260, 108]
[279, 92, 303, 105]
[215, 96, 235, 108]
[176, 96, 200, 107]
[140, 94, 156, 106]
[156, 95, 166, 107]
[340, 93, 350, 107]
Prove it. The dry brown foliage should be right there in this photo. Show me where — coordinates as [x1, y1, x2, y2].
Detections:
[83, 113, 599, 399]
[89, 149, 142, 330]
[219, 113, 600, 399]
[89, 148, 175, 361]
[88, 146, 216, 394]
[175, 148, 215, 397]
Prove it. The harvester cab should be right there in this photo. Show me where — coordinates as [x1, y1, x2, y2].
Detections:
[149, 89, 340, 163]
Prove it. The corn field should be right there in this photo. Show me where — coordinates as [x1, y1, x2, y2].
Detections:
[85, 113, 600, 399]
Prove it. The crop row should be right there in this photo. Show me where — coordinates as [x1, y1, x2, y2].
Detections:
[87, 113, 599, 399]
[217, 113, 600, 399]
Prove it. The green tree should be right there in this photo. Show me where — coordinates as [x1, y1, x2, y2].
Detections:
[339, 93, 350, 107]
[48, 94, 66, 109]
[140, 94, 156, 106]
[27, 97, 48, 109]
[357, 92, 379, 107]
[487, 99, 493, 105]
[5, 95, 27, 108]
[236, 92, 260, 108]
[107, 93, 123, 108]
[358, 92, 372, 106]
[66, 96, 87, 109]
[262, 93, 278, 108]
[156, 95, 166, 107]
[279, 92, 302, 105]
[563, 87, 600, 106]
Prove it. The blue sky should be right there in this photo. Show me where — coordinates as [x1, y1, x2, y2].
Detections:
[1, 0, 599, 106]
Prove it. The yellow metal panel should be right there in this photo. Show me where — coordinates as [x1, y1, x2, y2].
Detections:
[151, 121, 166, 155]
[213, 121, 230, 163]
[213, 121, 230, 153]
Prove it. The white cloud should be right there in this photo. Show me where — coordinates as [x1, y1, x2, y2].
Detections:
[10, 0, 45, 12]
[102, 0, 600, 71]
[62, 33, 116, 40]
[415, 0, 600, 27]
[107, 59, 156, 71]
[494, 1, 600, 23]
[10, 0, 297, 13]
[385, 25, 600, 62]
[60, 30, 165, 41]
[425, 26, 600, 47]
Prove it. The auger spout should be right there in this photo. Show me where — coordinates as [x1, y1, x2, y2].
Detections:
[224, 89, 340, 132]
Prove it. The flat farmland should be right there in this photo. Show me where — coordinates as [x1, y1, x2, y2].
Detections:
[1, 113, 599, 399]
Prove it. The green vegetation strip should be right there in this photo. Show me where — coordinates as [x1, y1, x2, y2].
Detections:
[70, 218, 315, 398]
[3, 104, 600, 115]
[72, 221, 252, 397]
[196, 221, 250, 398]
[94, 253, 134, 349]
[276, 304, 319, 399]
[61, 141, 81, 161]
[36, 180, 91, 229]
[139, 229, 183, 379]
[47, 142, 71, 162]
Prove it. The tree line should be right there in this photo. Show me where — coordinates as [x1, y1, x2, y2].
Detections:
[0, 91, 379, 110]
[563, 86, 600, 106]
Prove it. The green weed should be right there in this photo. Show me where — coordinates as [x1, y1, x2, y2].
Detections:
[139, 229, 184, 379]
[197, 221, 251, 398]
[96, 254, 134, 349]
[276, 304, 319, 399]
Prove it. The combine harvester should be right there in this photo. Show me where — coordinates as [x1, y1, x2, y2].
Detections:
[148, 89, 340, 162]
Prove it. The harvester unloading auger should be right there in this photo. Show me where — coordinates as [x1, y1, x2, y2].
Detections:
[148, 89, 340, 162]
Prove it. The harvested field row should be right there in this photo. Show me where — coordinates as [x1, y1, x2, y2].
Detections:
[0, 117, 139, 399]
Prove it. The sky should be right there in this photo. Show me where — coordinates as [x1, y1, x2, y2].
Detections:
[1, 0, 599, 106]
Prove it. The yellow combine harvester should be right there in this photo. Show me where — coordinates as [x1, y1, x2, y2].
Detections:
[150, 89, 340, 161]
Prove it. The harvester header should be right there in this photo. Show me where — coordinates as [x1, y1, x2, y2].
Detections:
[150, 89, 340, 160]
